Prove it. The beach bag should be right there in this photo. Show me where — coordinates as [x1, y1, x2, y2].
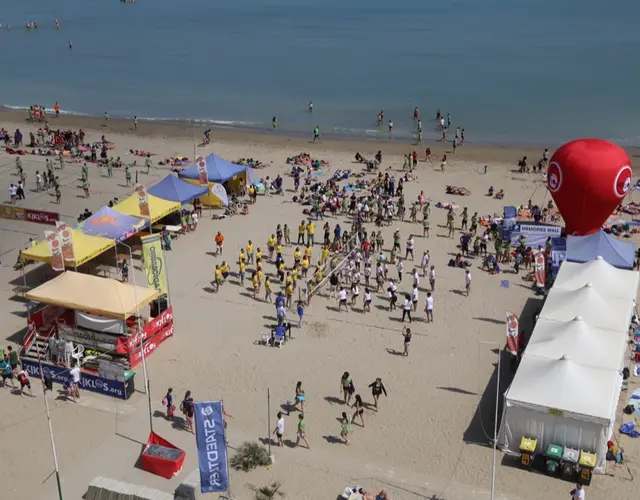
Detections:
[162, 397, 168, 407]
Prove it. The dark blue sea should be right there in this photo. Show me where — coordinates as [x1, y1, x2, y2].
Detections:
[1, 0, 639, 145]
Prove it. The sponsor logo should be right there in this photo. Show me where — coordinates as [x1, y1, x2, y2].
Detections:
[25, 209, 59, 225]
[202, 406, 224, 488]
[146, 245, 164, 291]
[614, 165, 632, 198]
[547, 162, 563, 193]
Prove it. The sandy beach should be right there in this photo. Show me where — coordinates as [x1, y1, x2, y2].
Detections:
[0, 111, 638, 500]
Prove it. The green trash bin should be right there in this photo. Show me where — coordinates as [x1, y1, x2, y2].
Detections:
[546, 444, 563, 476]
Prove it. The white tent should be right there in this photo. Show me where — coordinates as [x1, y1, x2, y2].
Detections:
[539, 284, 633, 333]
[554, 256, 640, 300]
[525, 317, 628, 370]
[498, 355, 621, 471]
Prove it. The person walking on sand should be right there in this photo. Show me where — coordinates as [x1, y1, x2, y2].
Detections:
[368, 377, 387, 411]
[421, 250, 430, 275]
[401, 326, 412, 356]
[17, 368, 33, 397]
[133, 116, 138, 130]
[440, 154, 447, 172]
[351, 394, 365, 427]
[337, 287, 349, 312]
[68, 360, 81, 402]
[341, 371, 354, 405]
[82, 179, 90, 198]
[425, 292, 434, 322]
[181, 390, 195, 433]
[312, 125, 320, 143]
[104, 112, 109, 126]
[125, 166, 131, 186]
[295, 413, 310, 449]
[465, 269, 472, 296]
[363, 287, 372, 313]
[54, 102, 60, 117]
[214, 231, 224, 255]
[340, 411, 352, 445]
[163, 387, 175, 420]
[273, 412, 285, 447]
[401, 294, 412, 323]
[55, 183, 61, 204]
[428, 265, 436, 291]
[291, 380, 306, 413]
[447, 208, 455, 238]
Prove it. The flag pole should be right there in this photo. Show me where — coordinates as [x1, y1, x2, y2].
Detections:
[37, 348, 64, 500]
[267, 388, 272, 459]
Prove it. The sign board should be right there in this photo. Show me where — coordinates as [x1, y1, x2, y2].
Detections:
[0, 205, 59, 225]
[21, 358, 131, 400]
[510, 223, 561, 248]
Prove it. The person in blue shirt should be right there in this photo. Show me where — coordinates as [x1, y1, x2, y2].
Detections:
[296, 301, 305, 327]
[275, 292, 285, 309]
[334, 224, 341, 243]
[0, 358, 14, 389]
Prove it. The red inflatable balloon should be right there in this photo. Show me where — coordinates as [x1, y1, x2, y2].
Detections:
[547, 139, 632, 236]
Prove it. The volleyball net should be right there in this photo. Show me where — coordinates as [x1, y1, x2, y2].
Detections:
[301, 230, 360, 305]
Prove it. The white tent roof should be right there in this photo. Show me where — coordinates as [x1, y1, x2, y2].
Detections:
[525, 317, 627, 370]
[505, 355, 620, 423]
[554, 257, 640, 300]
[539, 284, 633, 332]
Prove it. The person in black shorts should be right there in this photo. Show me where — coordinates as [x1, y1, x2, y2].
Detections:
[17, 368, 33, 397]
[402, 327, 412, 357]
[181, 390, 195, 434]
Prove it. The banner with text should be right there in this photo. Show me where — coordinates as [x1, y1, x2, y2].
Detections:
[194, 401, 229, 494]
[534, 251, 546, 288]
[56, 221, 76, 262]
[506, 312, 520, 356]
[141, 233, 168, 295]
[45, 230, 65, 271]
[509, 223, 561, 248]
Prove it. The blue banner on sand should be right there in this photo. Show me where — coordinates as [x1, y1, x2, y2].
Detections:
[194, 401, 229, 493]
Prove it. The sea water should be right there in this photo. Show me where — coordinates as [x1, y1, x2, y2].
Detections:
[0, 0, 639, 146]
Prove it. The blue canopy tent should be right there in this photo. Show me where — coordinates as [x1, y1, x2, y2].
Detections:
[178, 153, 248, 207]
[566, 230, 635, 270]
[148, 175, 208, 204]
[78, 206, 148, 241]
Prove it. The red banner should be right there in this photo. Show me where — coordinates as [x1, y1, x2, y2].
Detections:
[506, 312, 520, 356]
[116, 307, 173, 354]
[129, 322, 174, 368]
[534, 252, 546, 288]
[25, 209, 59, 225]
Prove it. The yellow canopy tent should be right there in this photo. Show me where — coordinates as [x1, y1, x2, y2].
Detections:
[20, 228, 115, 267]
[113, 193, 180, 223]
[25, 271, 160, 319]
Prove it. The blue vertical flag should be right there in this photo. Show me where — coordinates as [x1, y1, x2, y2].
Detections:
[194, 401, 229, 493]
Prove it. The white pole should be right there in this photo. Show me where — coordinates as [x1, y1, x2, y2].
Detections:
[491, 347, 501, 500]
[122, 241, 153, 433]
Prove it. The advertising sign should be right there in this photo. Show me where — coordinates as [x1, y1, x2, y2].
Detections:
[116, 307, 173, 354]
[141, 234, 168, 295]
[194, 401, 229, 493]
[25, 209, 59, 225]
[21, 358, 130, 400]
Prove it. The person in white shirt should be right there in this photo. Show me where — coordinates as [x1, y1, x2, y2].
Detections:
[570, 484, 585, 500]
[272, 412, 285, 447]
[411, 284, 419, 311]
[421, 250, 430, 275]
[405, 235, 414, 260]
[363, 288, 372, 313]
[9, 184, 17, 204]
[337, 287, 349, 312]
[69, 361, 81, 401]
[401, 294, 412, 323]
[425, 292, 434, 322]
[465, 270, 472, 296]
[412, 268, 420, 288]
[428, 266, 436, 291]
[396, 258, 404, 282]
[350, 283, 360, 306]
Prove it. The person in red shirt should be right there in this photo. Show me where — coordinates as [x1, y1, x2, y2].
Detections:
[17, 368, 33, 397]
[412, 151, 418, 168]
[362, 239, 372, 256]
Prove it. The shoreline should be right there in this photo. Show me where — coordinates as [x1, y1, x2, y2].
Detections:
[4, 106, 639, 162]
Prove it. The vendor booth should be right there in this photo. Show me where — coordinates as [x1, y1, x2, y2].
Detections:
[566, 231, 635, 270]
[20, 229, 114, 267]
[78, 206, 148, 240]
[113, 193, 180, 223]
[148, 174, 208, 204]
[21, 272, 174, 400]
[498, 354, 621, 473]
[178, 153, 248, 207]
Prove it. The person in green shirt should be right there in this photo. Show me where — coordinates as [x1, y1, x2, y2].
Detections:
[422, 213, 430, 238]
[340, 411, 352, 445]
[312, 126, 320, 143]
[423, 202, 430, 218]
[82, 180, 90, 198]
[295, 413, 310, 449]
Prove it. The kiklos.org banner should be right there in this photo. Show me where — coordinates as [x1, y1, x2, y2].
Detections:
[141, 234, 167, 295]
[194, 401, 229, 493]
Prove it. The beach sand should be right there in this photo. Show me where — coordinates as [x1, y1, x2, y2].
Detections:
[0, 111, 638, 500]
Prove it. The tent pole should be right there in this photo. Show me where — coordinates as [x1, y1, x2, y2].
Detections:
[491, 347, 501, 500]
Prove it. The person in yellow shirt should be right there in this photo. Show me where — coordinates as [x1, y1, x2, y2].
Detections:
[239, 248, 246, 265]
[321, 246, 330, 264]
[246, 240, 254, 264]
[256, 247, 262, 262]
[264, 276, 272, 302]
[285, 282, 294, 307]
[257, 267, 264, 284]
[293, 247, 302, 266]
[291, 267, 299, 289]
[275, 243, 283, 256]
[239, 260, 246, 286]
[315, 266, 323, 284]
[220, 261, 230, 280]
[252, 271, 260, 299]
[214, 265, 222, 293]
[298, 220, 306, 245]
[304, 244, 312, 260]
[306, 221, 315, 246]
[301, 257, 310, 277]
[285, 271, 293, 289]
[278, 260, 286, 282]
[267, 235, 276, 260]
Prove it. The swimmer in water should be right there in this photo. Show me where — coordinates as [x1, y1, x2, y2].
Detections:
[54, 18, 60, 30]
[308, 101, 313, 112]
[68, 40, 73, 50]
